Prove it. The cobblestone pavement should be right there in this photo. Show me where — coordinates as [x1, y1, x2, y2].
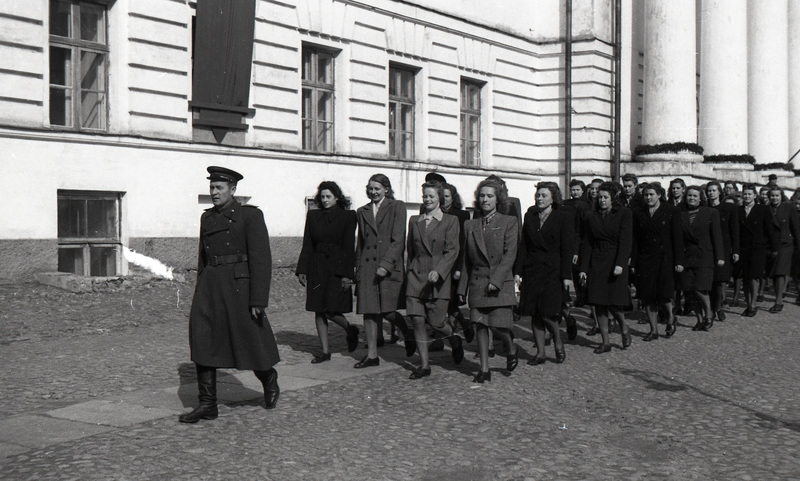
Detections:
[1, 270, 799, 480]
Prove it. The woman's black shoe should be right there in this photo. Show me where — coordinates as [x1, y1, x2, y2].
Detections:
[622, 331, 631, 348]
[353, 355, 379, 369]
[506, 348, 519, 372]
[769, 303, 784, 313]
[409, 366, 431, 379]
[566, 316, 578, 341]
[717, 310, 726, 321]
[586, 326, 599, 336]
[472, 370, 491, 383]
[593, 344, 611, 354]
[701, 317, 713, 331]
[642, 331, 659, 342]
[757, 294, 765, 303]
[554, 347, 566, 363]
[346, 325, 359, 353]
[692, 319, 705, 331]
[665, 321, 675, 338]
[488, 348, 496, 358]
[528, 355, 546, 365]
[450, 335, 464, 364]
[311, 352, 331, 364]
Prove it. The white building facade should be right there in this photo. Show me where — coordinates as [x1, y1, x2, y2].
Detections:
[0, 0, 796, 280]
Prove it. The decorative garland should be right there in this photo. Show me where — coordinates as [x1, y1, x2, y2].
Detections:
[703, 154, 756, 164]
[634, 142, 704, 156]
[752, 162, 793, 172]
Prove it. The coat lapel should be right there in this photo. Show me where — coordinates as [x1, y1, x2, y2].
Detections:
[417, 216, 434, 254]
[375, 198, 393, 228]
[361, 203, 378, 234]
[472, 222, 490, 263]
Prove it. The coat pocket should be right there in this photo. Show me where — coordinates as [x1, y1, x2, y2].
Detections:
[233, 263, 250, 279]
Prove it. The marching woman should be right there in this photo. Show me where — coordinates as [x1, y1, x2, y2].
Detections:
[706, 181, 739, 321]
[515, 182, 574, 364]
[767, 186, 800, 312]
[354, 174, 416, 368]
[737, 184, 779, 317]
[405, 181, 462, 379]
[677, 186, 724, 331]
[458, 177, 519, 382]
[631, 182, 683, 340]
[579, 181, 633, 353]
[442, 181, 474, 342]
[296, 181, 360, 363]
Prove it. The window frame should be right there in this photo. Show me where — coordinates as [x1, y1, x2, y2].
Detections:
[57, 190, 122, 276]
[301, 46, 336, 153]
[48, 0, 110, 131]
[388, 65, 416, 160]
[460, 79, 482, 166]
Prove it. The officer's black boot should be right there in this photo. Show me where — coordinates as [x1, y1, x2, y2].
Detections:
[178, 365, 218, 423]
[255, 368, 279, 409]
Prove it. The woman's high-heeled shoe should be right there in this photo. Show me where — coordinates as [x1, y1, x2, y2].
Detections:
[528, 354, 546, 365]
[506, 348, 519, 372]
[586, 326, 600, 336]
[701, 317, 713, 331]
[554, 346, 566, 363]
[472, 370, 491, 383]
[691, 319, 705, 331]
[621, 331, 631, 348]
[593, 344, 611, 354]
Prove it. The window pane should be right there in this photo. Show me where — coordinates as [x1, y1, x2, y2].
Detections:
[87, 199, 117, 239]
[58, 247, 84, 275]
[470, 86, 480, 110]
[90, 246, 117, 276]
[80, 91, 104, 129]
[50, 46, 72, 86]
[301, 88, 312, 119]
[318, 121, 332, 152]
[400, 104, 413, 131]
[317, 90, 332, 121]
[58, 199, 85, 237]
[389, 131, 396, 156]
[302, 50, 312, 81]
[401, 133, 412, 160]
[470, 116, 480, 140]
[388, 70, 397, 96]
[50, 0, 71, 37]
[80, 3, 105, 43]
[302, 120, 312, 150]
[50, 88, 72, 126]
[317, 54, 332, 84]
[80, 51, 105, 91]
[401, 71, 413, 99]
[388, 102, 396, 130]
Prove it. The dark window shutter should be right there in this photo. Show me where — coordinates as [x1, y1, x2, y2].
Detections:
[190, 0, 256, 142]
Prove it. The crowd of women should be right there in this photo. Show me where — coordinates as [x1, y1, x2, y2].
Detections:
[294, 172, 800, 383]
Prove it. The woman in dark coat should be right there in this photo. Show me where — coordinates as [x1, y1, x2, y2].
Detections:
[442, 182, 474, 342]
[515, 182, 574, 364]
[354, 174, 416, 368]
[405, 181, 462, 379]
[737, 184, 780, 317]
[678, 186, 724, 331]
[631, 182, 683, 340]
[296, 181, 360, 363]
[579, 182, 633, 353]
[767, 186, 800, 312]
[458, 178, 519, 383]
[706, 181, 739, 321]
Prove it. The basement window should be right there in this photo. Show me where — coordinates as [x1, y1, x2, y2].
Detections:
[57, 190, 122, 276]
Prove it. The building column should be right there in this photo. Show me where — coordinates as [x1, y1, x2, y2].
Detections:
[698, 0, 747, 155]
[748, 0, 789, 164]
[789, 1, 800, 164]
[641, 0, 697, 147]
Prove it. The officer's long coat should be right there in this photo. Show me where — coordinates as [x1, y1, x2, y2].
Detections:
[189, 200, 280, 371]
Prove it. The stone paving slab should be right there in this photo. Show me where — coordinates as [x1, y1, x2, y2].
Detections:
[0, 414, 114, 449]
[46, 400, 177, 428]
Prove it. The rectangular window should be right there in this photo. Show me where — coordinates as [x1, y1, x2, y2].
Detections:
[388, 66, 415, 160]
[301, 47, 335, 152]
[57, 191, 122, 276]
[49, 0, 108, 130]
[460, 80, 482, 166]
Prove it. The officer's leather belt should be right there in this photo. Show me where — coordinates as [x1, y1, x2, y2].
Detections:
[208, 254, 248, 266]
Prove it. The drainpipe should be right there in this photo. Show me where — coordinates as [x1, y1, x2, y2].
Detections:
[612, 0, 622, 181]
[564, 0, 573, 191]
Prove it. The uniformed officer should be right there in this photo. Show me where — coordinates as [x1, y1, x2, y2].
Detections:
[179, 166, 280, 423]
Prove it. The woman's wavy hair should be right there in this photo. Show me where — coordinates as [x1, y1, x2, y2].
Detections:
[768, 185, 788, 202]
[596, 181, 621, 211]
[684, 185, 707, 207]
[366, 173, 395, 200]
[422, 180, 445, 208]
[473, 178, 509, 216]
[668, 178, 687, 203]
[706, 181, 723, 200]
[442, 182, 464, 210]
[314, 181, 351, 209]
[536, 181, 563, 208]
[640, 181, 666, 202]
